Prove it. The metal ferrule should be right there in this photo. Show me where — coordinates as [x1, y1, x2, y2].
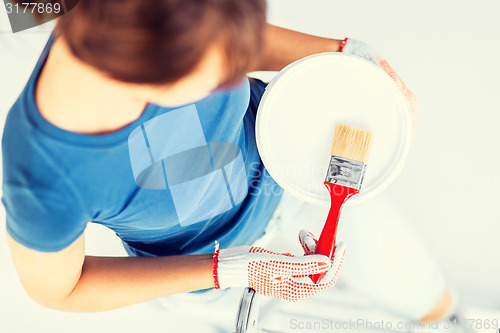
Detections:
[324, 156, 367, 191]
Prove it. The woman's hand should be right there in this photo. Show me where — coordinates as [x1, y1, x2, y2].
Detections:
[340, 38, 419, 135]
[213, 230, 346, 302]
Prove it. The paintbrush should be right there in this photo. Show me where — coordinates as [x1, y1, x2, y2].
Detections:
[311, 124, 373, 283]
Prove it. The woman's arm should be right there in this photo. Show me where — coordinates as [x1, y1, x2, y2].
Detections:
[7, 229, 336, 311]
[7, 232, 213, 312]
[253, 24, 343, 72]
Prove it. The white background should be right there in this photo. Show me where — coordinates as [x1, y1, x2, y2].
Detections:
[1, 0, 499, 331]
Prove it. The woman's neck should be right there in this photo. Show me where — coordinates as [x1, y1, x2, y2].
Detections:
[36, 37, 148, 135]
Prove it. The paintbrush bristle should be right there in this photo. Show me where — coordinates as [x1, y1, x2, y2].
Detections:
[330, 124, 373, 163]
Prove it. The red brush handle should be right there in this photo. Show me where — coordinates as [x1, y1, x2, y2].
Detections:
[311, 182, 359, 284]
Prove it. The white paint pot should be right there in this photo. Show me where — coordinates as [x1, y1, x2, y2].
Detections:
[256, 53, 412, 206]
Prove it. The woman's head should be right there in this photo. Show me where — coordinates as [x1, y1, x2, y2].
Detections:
[32, 0, 267, 105]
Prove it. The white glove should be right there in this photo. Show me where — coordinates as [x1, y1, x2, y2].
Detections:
[213, 230, 346, 302]
[340, 38, 419, 133]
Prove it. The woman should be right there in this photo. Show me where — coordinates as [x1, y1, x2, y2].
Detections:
[2, 0, 451, 326]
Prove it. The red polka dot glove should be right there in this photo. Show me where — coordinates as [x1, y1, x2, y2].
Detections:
[213, 230, 346, 302]
[339, 38, 419, 134]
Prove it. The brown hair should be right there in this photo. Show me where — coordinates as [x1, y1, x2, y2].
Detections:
[19, 0, 267, 87]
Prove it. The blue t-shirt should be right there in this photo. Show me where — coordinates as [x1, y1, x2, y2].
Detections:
[2, 35, 283, 255]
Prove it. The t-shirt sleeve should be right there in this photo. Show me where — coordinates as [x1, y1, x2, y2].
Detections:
[2, 134, 88, 252]
[3, 181, 88, 252]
